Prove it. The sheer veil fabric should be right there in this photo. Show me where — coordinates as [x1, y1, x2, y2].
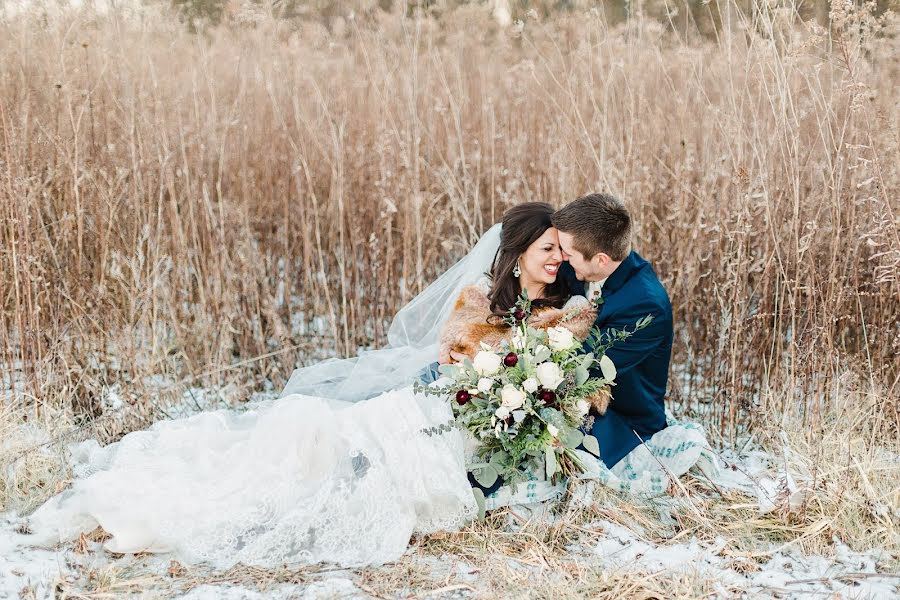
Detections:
[25, 226, 504, 568]
[280, 224, 502, 402]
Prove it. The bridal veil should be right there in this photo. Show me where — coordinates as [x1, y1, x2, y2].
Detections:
[279, 224, 502, 402]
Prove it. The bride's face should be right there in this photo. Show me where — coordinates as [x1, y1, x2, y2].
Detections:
[519, 227, 563, 286]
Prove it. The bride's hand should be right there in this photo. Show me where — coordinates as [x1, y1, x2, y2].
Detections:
[449, 351, 469, 364]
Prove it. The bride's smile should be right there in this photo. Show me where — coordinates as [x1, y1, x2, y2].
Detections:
[516, 226, 564, 301]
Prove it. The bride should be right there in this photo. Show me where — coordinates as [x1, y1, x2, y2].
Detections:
[25, 203, 599, 569]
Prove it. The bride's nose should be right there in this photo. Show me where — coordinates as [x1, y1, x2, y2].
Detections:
[551, 248, 562, 262]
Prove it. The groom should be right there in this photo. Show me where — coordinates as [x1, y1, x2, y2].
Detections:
[553, 192, 673, 469]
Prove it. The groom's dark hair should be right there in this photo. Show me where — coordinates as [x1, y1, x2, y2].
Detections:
[552, 193, 632, 261]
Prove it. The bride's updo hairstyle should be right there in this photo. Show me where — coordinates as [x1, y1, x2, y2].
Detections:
[488, 202, 570, 317]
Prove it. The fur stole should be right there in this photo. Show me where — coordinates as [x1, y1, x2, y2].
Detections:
[438, 284, 597, 361]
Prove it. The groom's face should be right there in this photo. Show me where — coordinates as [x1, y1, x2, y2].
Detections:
[557, 231, 608, 282]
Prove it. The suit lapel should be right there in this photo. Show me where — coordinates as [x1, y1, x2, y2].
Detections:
[601, 251, 640, 296]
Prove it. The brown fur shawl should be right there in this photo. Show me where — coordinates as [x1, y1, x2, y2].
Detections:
[439, 284, 598, 360]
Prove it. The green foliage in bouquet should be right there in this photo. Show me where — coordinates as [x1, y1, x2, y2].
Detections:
[416, 292, 651, 492]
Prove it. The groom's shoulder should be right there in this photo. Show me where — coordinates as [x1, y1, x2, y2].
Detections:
[627, 253, 671, 312]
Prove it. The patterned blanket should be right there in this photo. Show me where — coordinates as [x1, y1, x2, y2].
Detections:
[482, 416, 722, 511]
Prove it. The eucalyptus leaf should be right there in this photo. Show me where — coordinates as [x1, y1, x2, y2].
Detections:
[582, 435, 601, 458]
[473, 465, 499, 489]
[441, 364, 463, 377]
[599, 355, 617, 381]
[512, 409, 526, 423]
[579, 353, 595, 371]
[575, 366, 589, 387]
[539, 407, 562, 422]
[489, 451, 509, 467]
[526, 326, 544, 340]
[545, 446, 559, 480]
[472, 488, 486, 520]
[533, 347, 551, 363]
[562, 428, 584, 449]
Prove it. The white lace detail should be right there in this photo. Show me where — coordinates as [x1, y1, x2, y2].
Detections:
[27, 388, 477, 568]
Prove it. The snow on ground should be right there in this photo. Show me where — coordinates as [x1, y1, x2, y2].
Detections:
[176, 578, 367, 600]
[590, 519, 896, 598]
[2, 377, 897, 599]
[2, 443, 897, 599]
[0, 514, 70, 600]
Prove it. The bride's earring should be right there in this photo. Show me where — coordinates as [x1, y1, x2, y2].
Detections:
[513, 260, 521, 278]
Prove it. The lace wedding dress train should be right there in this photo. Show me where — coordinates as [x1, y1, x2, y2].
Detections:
[27, 388, 477, 568]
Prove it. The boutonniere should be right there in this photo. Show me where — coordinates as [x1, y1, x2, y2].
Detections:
[594, 296, 605, 308]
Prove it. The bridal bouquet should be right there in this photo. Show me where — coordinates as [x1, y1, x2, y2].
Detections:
[417, 294, 651, 498]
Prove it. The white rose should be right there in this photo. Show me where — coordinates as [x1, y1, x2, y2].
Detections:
[535, 362, 564, 390]
[547, 326, 576, 352]
[500, 384, 526, 410]
[576, 399, 590, 416]
[522, 377, 539, 393]
[473, 351, 503, 376]
[477, 377, 494, 393]
[547, 424, 559, 438]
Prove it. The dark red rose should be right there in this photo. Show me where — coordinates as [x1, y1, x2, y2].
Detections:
[503, 352, 519, 367]
[456, 390, 471, 405]
[538, 389, 556, 406]
[513, 307, 526, 321]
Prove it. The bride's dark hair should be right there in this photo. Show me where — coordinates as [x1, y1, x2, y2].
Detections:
[488, 202, 570, 317]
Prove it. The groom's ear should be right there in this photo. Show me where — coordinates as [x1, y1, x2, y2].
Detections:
[593, 252, 612, 268]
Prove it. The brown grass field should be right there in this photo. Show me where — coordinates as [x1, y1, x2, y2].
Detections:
[0, 0, 898, 597]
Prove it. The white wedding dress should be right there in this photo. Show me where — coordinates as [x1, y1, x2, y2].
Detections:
[26, 226, 506, 569]
[28, 389, 476, 568]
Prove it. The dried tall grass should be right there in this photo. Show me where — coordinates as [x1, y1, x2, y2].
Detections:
[0, 0, 897, 525]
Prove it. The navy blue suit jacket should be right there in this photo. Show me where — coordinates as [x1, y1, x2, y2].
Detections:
[561, 251, 673, 468]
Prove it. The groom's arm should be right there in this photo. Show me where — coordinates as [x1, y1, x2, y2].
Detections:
[583, 304, 671, 409]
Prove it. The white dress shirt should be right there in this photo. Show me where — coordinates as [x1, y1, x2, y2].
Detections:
[587, 278, 608, 304]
